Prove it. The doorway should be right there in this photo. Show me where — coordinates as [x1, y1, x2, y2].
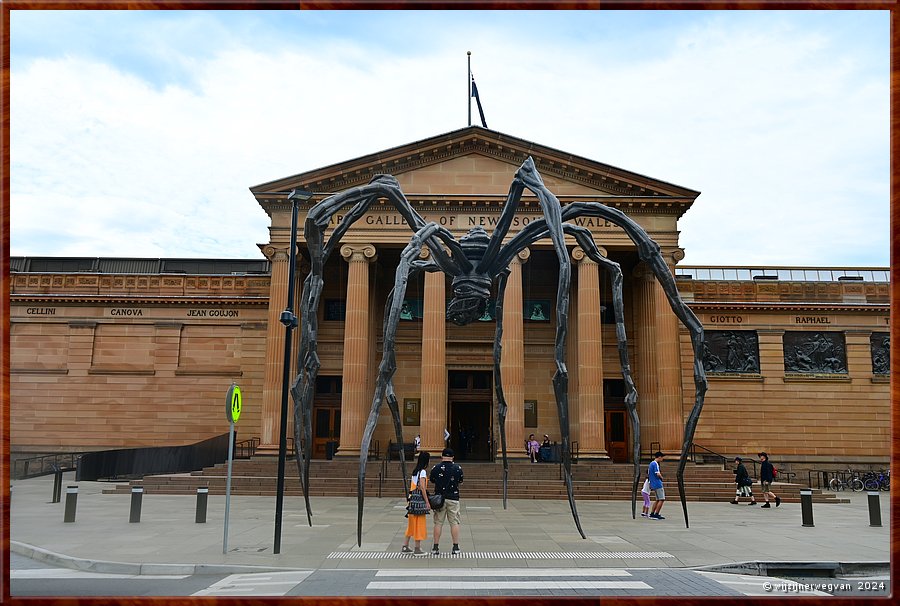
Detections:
[603, 379, 631, 464]
[447, 370, 492, 461]
[312, 376, 342, 459]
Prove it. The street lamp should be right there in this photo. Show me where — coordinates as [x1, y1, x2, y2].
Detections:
[274, 187, 313, 555]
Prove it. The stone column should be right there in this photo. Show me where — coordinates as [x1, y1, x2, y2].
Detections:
[501, 248, 528, 458]
[654, 249, 686, 454]
[573, 246, 608, 459]
[336, 244, 377, 458]
[420, 252, 447, 453]
[256, 245, 290, 456]
[632, 262, 658, 454]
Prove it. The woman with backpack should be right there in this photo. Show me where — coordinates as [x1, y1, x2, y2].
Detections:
[758, 452, 782, 508]
[401, 451, 432, 556]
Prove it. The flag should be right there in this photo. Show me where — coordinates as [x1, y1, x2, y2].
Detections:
[471, 77, 488, 129]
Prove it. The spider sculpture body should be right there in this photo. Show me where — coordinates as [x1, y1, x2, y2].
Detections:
[288, 157, 708, 545]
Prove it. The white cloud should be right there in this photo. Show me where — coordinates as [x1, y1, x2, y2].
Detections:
[10, 12, 888, 266]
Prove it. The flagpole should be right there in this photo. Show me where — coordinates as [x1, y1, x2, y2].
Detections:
[467, 51, 472, 126]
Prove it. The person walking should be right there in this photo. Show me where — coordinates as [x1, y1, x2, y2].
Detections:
[758, 452, 781, 508]
[640, 476, 651, 518]
[401, 451, 431, 555]
[648, 451, 666, 520]
[731, 456, 757, 505]
[430, 447, 464, 555]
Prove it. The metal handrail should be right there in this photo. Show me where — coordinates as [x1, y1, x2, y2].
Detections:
[689, 443, 729, 470]
[13, 452, 83, 480]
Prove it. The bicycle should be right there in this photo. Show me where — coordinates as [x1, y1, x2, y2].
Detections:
[829, 469, 864, 492]
[863, 469, 890, 492]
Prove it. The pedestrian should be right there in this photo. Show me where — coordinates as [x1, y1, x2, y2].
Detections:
[401, 451, 431, 555]
[640, 476, 651, 518]
[731, 456, 757, 505]
[648, 451, 666, 520]
[430, 447, 464, 555]
[539, 434, 553, 462]
[757, 452, 781, 508]
[525, 433, 540, 463]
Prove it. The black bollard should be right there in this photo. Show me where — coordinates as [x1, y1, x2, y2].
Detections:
[129, 487, 143, 523]
[195, 487, 208, 523]
[800, 489, 814, 527]
[867, 491, 882, 527]
[63, 486, 78, 523]
[52, 468, 63, 504]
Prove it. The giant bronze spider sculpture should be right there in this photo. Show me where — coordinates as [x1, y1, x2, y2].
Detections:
[288, 157, 708, 544]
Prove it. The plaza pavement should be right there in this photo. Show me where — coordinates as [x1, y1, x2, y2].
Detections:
[10, 471, 890, 577]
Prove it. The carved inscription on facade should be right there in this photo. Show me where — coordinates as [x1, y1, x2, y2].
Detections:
[702, 330, 759, 373]
[709, 315, 744, 324]
[109, 308, 143, 316]
[187, 309, 240, 318]
[26, 307, 57, 315]
[871, 332, 889, 375]
[329, 213, 617, 231]
[795, 316, 831, 324]
[783, 331, 847, 374]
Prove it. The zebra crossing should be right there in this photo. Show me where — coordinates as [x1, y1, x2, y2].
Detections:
[366, 568, 651, 592]
[191, 571, 314, 596]
[327, 550, 675, 560]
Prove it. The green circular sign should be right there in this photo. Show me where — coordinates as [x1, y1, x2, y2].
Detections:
[226, 384, 242, 423]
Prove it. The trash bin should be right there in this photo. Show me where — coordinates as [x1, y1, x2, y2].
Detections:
[326, 441, 338, 460]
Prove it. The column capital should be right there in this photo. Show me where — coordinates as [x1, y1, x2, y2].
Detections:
[260, 244, 290, 262]
[513, 247, 531, 264]
[572, 245, 607, 264]
[341, 243, 378, 263]
[662, 247, 685, 266]
[633, 261, 656, 281]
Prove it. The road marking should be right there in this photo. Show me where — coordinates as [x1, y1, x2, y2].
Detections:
[12, 569, 188, 580]
[192, 571, 313, 596]
[694, 572, 830, 596]
[368, 581, 651, 590]
[375, 568, 633, 577]
[328, 550, 674, 559]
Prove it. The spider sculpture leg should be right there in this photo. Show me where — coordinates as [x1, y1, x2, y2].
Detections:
[635, 246, 707, 528]
[498, 194, 708, 529]
[293, 175, 467, 534]
[497, 218, 642, 524]
[564, 226, 641, 520]
[491, 269, 511, 509]
[356, 222, 456, 546]
[513, 159, 584, 539]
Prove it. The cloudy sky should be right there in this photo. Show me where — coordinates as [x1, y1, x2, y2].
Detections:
[9, 10, 889, 266]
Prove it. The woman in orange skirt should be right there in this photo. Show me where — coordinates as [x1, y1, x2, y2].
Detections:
[402, 451, 431, 556]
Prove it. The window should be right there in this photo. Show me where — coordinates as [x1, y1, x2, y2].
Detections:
[324, 299, 346, 321]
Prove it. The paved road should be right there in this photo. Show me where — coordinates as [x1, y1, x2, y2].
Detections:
[11, 553, 890, 597]
[10, 474, 890, 597]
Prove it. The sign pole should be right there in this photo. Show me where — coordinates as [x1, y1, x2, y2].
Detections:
[223, 419, 234, 554]
[223, 383, 241, 555]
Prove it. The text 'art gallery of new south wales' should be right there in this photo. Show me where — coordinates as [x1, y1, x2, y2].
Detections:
[10, 127, 889, 496]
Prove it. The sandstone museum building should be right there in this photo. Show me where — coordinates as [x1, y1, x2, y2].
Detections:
[10, 127, 890, 473]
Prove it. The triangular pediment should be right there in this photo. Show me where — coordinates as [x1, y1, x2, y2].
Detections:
[251, 126, 699, 212]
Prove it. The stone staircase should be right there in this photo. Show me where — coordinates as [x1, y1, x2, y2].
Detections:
[104, 457, 847, 504]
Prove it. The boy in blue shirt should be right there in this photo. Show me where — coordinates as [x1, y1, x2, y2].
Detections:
[648, 451, 666, 520]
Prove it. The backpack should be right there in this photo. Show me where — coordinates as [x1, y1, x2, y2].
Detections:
[772, 467, 778, 481]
